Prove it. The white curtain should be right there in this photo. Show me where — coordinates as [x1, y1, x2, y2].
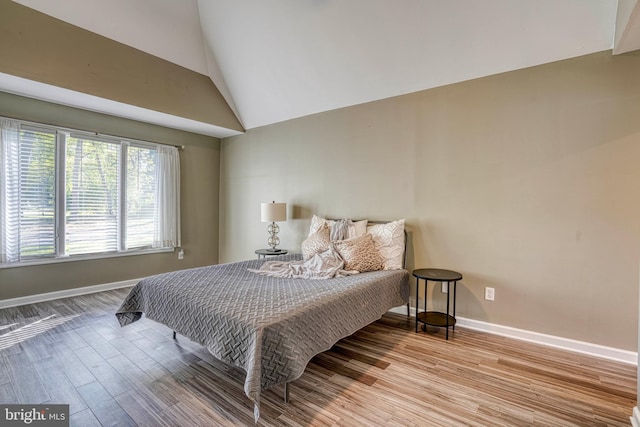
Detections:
[0, 119, 20, 263]
[153, 145, 181, 248]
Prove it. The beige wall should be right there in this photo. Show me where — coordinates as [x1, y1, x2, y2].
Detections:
[220, 51, 640, 351]
[0, 1, 243, 132]
[0, 91, 220, 299]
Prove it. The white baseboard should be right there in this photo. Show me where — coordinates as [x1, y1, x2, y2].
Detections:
[632, 406, 640, 427]
[389, 306, 637, 365]
[0, 279, 139, 309]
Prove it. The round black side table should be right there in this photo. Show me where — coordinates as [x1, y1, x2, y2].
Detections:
[255, 249, 288, 259]
[413, 268, 463, 340]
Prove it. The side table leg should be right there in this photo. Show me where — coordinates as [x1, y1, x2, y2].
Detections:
[453, 281, 457, 331]
[445, 281, 450, 340]
[423, 280, 427, 330]
[415, 277, 419, 333]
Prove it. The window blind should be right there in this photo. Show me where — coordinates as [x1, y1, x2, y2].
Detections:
[65, 135, 120, 255]
[18, 126, 56, 260]
[0, 117, 181, 266]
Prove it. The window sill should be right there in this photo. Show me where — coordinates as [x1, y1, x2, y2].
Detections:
[0, 247, 176, 269]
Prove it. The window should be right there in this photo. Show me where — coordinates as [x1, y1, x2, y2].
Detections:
[66, 134, 121, 255]
[0, 118, 180, 266]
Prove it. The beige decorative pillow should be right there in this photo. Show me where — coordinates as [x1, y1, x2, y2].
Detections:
[333, 233, 383, 273]
[301, 223, 330, 260]
[367, 219, 405, 270]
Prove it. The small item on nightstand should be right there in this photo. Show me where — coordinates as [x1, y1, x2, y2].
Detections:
[413, 268, 463, 340]
[255, 248, 288, 259]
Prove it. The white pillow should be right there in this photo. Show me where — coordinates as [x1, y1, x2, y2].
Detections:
[308, 215, 367, 240]
[366, 219, 405, 270]
[309, 215, 334, 236]
[348, 220, 368, 239]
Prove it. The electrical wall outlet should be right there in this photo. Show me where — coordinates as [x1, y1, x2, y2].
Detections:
[485, 287, 495, 301]
[178, 249, 184, 260]
[441, 282, 448, 293]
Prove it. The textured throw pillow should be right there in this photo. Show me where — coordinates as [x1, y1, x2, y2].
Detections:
[367, 219, 405, 270]
[333, 233, 383, 273]
[308, 215, 368, 240]
[301, 223, 330, 260]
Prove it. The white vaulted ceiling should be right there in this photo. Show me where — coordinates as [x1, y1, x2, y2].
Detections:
[10, 0, 640, 133]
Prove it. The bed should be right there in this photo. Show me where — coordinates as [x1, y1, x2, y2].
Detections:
[115, 219, 409, 421]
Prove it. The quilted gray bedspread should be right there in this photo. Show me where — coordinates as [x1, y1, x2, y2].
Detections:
[115, 254, 409, 420]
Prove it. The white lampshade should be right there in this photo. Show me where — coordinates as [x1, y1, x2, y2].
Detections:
[261, 202, 287, 222]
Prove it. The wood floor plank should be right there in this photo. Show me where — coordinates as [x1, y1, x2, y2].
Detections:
[57, 329, 89, 351]
[49, 341, 96, 388]
[76, 381, 136, 427]
[331, 343, 391, 369]
[22, 333, 55, 363]
[114, 387, 171, 427]
[89, 319, 124, 342]
[74, 324, 122, 359]
[16, 304, 40, 319]
[0, 288, 635, 426]
[0, 326, 26, 356]
[74, 345, 134, 397]
[311, 353, 379, 386]
[0, 381, 18, 404]
[145, 375, 183, 408]
[160, 400, 235, 427]
[106, 353, 155, 388]
[31, 357, 88, 415]
[4, 352, 50, 403]
[128, 337, 202, 382]
[0, 353, 10, 384]
[177, 374, 256, 426]
[69, 408, 102, 427]
[107, 337, 170, 381]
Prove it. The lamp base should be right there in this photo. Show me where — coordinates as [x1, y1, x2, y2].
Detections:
[267, 221, 280, 251]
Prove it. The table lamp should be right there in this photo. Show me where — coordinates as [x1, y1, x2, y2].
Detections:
[260, 201, 286, 251]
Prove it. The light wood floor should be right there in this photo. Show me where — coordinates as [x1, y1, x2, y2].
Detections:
[0, 288, 635, 426]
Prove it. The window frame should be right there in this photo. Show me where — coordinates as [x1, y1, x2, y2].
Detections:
[0, 117, 178, 269]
